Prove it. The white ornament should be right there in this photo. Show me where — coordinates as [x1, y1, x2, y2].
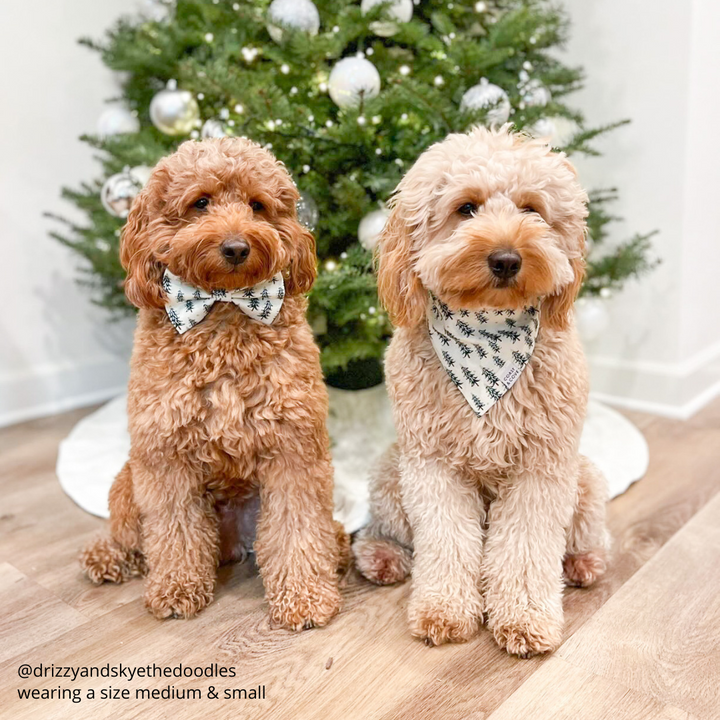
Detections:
[575, 297, 610, 342]
[328, 57, 381, 108]
[297, 192, 319, 231]
[358, 208, 390, 251]
[101, 168, 146, 218]
[267, 0, 320, 43]
[149, 81, 200, 136]
[521, 78, 551, 107]
[460, 79, 511, 125]
[529, 116, 580, 148]
[361, 0, 413, 37]
[140, 0, 172, 22]
[128, 165, 154, 188]
[201, 119, 226, 139]
[97, 107, 139, 138]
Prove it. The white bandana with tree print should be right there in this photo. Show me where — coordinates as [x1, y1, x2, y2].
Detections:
[427, 293, 540, 417]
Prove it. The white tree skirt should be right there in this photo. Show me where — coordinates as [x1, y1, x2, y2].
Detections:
[57, 386, 648, 534]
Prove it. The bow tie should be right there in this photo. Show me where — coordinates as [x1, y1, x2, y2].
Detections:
[162, 269, 285, 334]
[427, 293, 540, 417]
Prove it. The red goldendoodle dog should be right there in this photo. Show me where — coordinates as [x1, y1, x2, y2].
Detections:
[81, 138, 346, 629]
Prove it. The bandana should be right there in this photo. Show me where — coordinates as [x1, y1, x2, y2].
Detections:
[162, 269, 285, 334]
[427, 293, 540, 417]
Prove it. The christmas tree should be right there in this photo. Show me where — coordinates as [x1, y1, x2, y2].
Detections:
[52, 0, 656, 389]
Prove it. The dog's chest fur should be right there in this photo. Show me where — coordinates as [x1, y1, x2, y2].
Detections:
[126, 299, 327, 490]
[385, 320, 589, 486]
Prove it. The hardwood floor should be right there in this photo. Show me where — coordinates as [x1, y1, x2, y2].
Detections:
[1, 399, 719, 719]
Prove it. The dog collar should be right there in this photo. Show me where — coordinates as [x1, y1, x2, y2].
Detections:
[427, 293, 540, 417]
[162, 269, 285, 334]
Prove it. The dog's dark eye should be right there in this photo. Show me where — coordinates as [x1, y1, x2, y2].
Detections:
[522, 205, 539, 214]
[458, 202, 478, 217]
[194, 197, 209, 210]
[250, 200, 264, 212]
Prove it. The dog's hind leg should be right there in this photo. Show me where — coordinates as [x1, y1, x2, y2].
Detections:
[353, 444, 413, 585]
[80, 461, 146, 583]
[563, 455, 611, 588]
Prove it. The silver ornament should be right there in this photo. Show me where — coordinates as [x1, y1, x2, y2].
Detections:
[149, 81, 200, 136]
[460, 79, 511, 125]
[201, 119, 227, 139]
[297, 192, 319, 231]
[361, 0, 413, 37]
[329, 57, 381, 109]
[101, 168, 146, 218]
[521, 78, 551, 107]
[358, 208, 389, 252]
[267, 0, 320, 43]
[97, 107, 139, 138]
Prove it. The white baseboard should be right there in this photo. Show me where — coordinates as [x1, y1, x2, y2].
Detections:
[0, 357, 130, 428]
[588, 341, 720, 420]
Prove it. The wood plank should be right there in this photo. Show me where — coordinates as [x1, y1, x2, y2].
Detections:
[559, 492, 720, 719]
[0, 563, 89, 665]
[486, 657, 695, 720]
[0, 398, 719, 718]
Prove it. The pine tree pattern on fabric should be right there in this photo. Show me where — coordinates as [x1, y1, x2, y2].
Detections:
[426, 293, 540, 418]
[162, 270, 285, 334]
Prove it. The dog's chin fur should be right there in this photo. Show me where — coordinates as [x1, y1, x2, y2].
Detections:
[355, 126, 610, 658]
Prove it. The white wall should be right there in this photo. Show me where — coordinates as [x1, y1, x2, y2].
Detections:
[1, 0, 719, 426]
[563, 0, 720, 417]
[0, 0, 135, 426]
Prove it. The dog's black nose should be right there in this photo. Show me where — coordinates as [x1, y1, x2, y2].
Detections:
[220, 238, 250, 266]
[488, 250, 522, 280]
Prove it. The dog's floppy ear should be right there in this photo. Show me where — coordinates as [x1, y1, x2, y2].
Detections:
[543, 254, 586, 331]
[282, 218, 317, 294]
[120, 186, 166, 309]
[376, 203, 426, 327]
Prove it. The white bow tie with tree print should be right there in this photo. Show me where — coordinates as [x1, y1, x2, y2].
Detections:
[162, 269, 285, 334]
[427, 293, 540, 417]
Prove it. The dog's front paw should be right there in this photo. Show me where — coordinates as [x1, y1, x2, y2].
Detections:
[491, 613, 563, 658]
[268, 578, 342, 631]
[408, 596, 482, 646]
[144, 572, 215, 619]
[81, 535, 145, 584]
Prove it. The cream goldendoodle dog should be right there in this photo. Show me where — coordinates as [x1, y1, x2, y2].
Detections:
[353, 127, 610, 657]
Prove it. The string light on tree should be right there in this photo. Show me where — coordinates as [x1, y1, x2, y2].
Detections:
[149, 80, 200, 136]
[460, 79, 511, 125]
[97, 107, 139, 138]
[267, 0, 320, 43]
[328, 57, 381, 108]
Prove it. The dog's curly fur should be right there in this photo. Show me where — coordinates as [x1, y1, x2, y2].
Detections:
[353, 127, 610, 656]
[81, 138, 347, 628]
